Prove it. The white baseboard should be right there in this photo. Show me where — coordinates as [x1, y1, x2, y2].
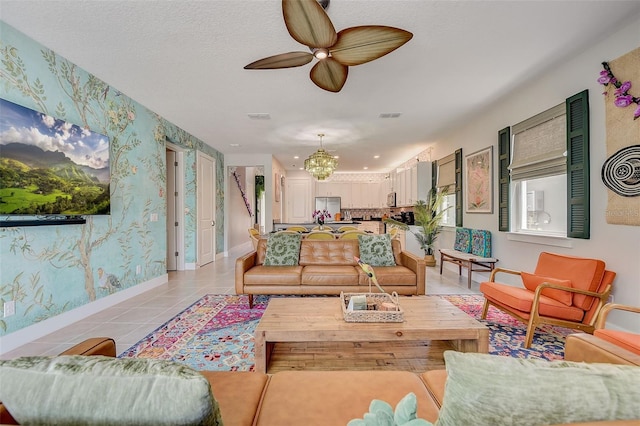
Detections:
[0, 274, 168, 355]
[185, 263, 197, 270]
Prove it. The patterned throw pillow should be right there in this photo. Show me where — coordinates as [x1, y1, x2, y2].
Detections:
[453, 228, 472, 253]
[264, 232, 302, 266]
[0, 355, 222, 425]
[357, 234, 396, 267]
[471, 229, 491, 258]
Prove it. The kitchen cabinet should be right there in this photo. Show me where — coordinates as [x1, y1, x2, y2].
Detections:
[396, 169, 407, 206]
[395, 162, 432, 207]
[318, 181, 388, 208]
[351, 182, 383, 208]
[389, 228, 406, 251]
[348, 183, 363, 208]
[316, 182, 351, 206]
[358, 221, 383, 234]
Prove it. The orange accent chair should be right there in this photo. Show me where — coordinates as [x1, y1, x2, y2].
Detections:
[480, 252, 616, 348]
[594, 303, 640, 355]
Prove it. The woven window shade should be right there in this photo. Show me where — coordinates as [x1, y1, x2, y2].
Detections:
[437, 153, 456, 189]
[510, 103, 567, 181]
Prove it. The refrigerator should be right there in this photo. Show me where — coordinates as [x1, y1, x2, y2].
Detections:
[314, 197, 341, 221]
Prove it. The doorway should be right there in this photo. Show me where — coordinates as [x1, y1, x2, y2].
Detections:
[166, 144, 185, 271]
[197, 152, 216, 266]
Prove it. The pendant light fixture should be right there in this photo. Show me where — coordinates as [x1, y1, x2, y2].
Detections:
[304, 133, 337, 180]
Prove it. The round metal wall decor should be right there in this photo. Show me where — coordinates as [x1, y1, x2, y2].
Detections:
[601, 145, 640, 197]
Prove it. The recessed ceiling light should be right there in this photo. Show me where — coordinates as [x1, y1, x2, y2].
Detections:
[230, 143, 240, 147]
[299, 167, 304, 170]
[379, 113, 402, 118]
[374, 155, 380, 159]
[247, 113, 271, 120]
[294, 155, 299, 159]
[334, 155, 339, 159]
[363, 166, 368, 170]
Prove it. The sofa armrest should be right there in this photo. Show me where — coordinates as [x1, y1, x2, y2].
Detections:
[565, 333, 640, 366]
[235, 250, 258, 294]
[399, 250, 426, 294]
[58, 337, 117, 357]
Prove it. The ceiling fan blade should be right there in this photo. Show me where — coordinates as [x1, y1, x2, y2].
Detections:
[283, 0, 337, 48]
[330, 26, 413, 66]
[244, 52, 313, 69]
[309, 58, 348, 93]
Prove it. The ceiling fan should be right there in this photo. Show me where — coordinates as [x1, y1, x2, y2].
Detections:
[244, 0, 413, 93]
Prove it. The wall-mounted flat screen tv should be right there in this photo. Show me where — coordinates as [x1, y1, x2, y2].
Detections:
[0, 98, 110, 216]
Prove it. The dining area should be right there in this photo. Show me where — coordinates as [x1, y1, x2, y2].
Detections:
[279, 225, 365, 240]
[248, 225, 399, 249]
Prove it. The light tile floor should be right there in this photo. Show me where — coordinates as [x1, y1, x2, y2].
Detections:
[2, 245, 480, 359]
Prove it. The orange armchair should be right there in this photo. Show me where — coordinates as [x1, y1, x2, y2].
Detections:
[480, 252, 616, 348]
[594, 303, 640, 356]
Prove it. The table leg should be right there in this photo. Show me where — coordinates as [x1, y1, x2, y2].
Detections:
[254, 331, 266, 373]
[467, 260, 473, 289]
[453, 330, 489, 353]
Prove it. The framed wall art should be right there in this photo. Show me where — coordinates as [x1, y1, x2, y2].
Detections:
[465, 146, 493, 214]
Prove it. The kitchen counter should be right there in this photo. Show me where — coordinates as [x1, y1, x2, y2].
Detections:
[272, 222, 361, 232]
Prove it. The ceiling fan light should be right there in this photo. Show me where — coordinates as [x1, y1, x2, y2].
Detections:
[313, 48, 329, 60]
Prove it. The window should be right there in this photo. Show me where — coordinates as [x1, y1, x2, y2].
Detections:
[499, 90, 590, 239]
[435, 149, 462, 227]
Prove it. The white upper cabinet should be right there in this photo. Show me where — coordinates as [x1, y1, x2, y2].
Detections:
[394, 162, 432, 206]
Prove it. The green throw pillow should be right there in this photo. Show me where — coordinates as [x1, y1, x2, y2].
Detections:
[436, 351, 640, 426]
[358, 234, 396, 267]
[0, 355, 222, 426]
[348, 392, 433, 426]
[264, 232, 302, 265]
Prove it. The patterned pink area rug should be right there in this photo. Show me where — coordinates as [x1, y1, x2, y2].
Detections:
[119, 294, 270, 371]
[119, 294, 570, 371]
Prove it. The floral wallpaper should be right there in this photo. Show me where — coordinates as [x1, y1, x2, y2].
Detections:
[0, 23, 224, 336]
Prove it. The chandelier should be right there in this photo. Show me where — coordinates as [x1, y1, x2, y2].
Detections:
[304, 133, 338, 180]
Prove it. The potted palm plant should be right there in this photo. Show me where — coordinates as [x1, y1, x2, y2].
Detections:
[383, 187, 449, 267]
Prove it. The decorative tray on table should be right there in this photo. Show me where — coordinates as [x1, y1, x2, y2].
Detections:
[340, 291, 404, 323]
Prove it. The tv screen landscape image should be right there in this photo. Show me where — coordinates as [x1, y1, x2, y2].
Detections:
[0, 98, 110, 216]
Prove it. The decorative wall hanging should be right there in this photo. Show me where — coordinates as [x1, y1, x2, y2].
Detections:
[464, 146, 493, 214]
[598, 47, 640, 225]
[601, 145, 640, 197]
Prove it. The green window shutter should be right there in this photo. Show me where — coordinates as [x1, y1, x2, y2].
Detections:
[498, 127, 511, 231]
[455, 148, 463, 227]
[566, 90, 590, 239]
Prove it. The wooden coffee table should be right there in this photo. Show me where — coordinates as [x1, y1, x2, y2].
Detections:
[253, 296, 489, 373]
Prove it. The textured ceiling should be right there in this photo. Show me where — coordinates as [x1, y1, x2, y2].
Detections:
[1, 0, 639, 174]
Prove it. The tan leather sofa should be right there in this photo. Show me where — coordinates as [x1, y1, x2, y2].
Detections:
[236, 238, 425, 307]
[2, 337, 637, 425]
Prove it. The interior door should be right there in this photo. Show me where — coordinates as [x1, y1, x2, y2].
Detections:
[287, 177, 312, 223]
[166, 149, 177, 271]
[197, 152, 216, 266]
